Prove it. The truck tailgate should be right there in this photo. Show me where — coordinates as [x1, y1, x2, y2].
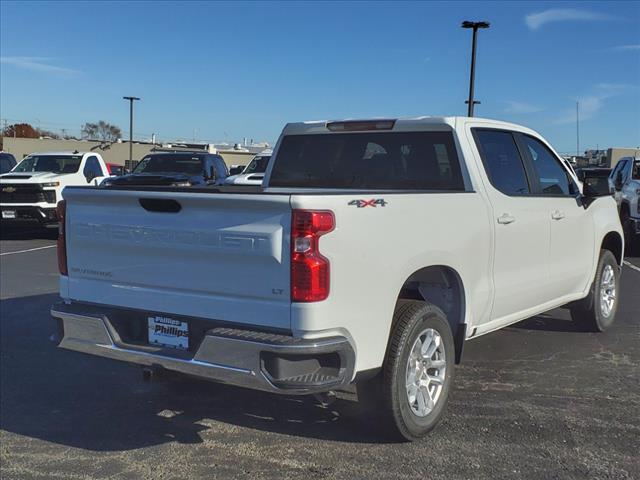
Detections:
[63, 188, 291, 330]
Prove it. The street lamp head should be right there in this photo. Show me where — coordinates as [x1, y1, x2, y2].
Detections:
[461, 20, 490, 29]
[123, 96, 140, 101]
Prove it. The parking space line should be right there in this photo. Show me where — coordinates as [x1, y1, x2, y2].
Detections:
[0, 245, 57, 256]
[623, 261, 640, 274]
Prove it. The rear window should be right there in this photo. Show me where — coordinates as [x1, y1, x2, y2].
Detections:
[269, 132, 464, 190]
[133, 155, 204, 175]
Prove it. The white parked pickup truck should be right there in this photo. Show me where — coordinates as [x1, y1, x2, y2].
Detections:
[51, 117, 624, 440]
[609, 157, 640, 249]
[224, 149, 272, 185]
[0, 151, 108, 226]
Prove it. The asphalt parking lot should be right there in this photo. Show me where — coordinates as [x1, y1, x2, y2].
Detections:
[1, 227, 639, 480]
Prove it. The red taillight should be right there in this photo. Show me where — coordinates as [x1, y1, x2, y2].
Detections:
[291, 210, 334, 302]
[57, 200, 67, 276]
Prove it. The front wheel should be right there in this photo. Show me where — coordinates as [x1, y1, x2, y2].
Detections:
[570, 249, 620, 332]
[357, 300, 455, 441]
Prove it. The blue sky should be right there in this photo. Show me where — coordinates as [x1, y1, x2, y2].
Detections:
[1, 1, 638, 153]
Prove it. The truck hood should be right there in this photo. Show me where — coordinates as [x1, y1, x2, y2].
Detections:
[102, 173, 200, 187]
[225, 173, 265, 185]
[0, 171, 71, 184]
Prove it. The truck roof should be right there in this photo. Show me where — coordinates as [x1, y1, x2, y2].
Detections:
[25, 151, 91, 156]
[282, 116, 540, 136]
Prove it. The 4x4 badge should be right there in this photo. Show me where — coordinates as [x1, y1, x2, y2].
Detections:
[348, 199, 387, 208]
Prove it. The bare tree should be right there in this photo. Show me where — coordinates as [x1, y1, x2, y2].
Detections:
[81, 121, 122, 141]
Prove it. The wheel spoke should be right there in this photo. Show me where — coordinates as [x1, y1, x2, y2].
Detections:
[407, 368, 417, 386]
[423, 386, 435, 411]
[429, 358, 446, 368]
[407, 383, 418, 404]
[428, 372, 445, 386]
[416, 387, 428, 413]
[420, 331, 433, 357]
[423, 335, 440, 360]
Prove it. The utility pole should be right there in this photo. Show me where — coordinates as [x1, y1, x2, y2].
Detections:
[123, 96, 140, 169]
[462, 20, 490, 117]
[576, 101, 580, 157]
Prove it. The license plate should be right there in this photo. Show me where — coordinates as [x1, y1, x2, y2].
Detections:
[2, 210, 16, 219]
[148, 316, 189, 350]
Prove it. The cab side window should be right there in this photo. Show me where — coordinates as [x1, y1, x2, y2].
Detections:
[610, 160, 626, 181]
[523, 135, 576, 196]
[621, 159, 633, 181]
[473, 129, 531, 195]
[83, 156, 104, 179]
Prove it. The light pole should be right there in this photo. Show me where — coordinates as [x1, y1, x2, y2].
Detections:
[461, 21, 490, 117]
[123, 96, 140, 169]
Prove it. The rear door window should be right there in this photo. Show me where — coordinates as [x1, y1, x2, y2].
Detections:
[473, 130, 531, 195]
[269, 131, 465, 190]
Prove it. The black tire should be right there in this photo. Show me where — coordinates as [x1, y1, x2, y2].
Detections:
[357, 300, 455, 441]
[570, 249, 620, 332]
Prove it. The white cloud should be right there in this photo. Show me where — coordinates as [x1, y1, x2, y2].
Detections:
[0, 56, 80, 75]
[525, 9, 615, 30]
[609, 44, 640, 52]
[504, 101, 544, 114]
[553, 84, 636, 124]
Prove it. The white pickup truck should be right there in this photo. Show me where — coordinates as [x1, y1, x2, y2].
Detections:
[609, 156, 640, 249]
[0, 151, 108, 226]
[51, 117, 623, 440]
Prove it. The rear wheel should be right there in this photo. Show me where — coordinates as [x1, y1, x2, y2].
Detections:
[570, 250, 620, 332]
[357, 300, 455, 441]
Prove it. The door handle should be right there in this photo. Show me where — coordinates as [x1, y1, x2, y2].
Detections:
[551, 210, 565, 220]
[497, 214, 516, 225]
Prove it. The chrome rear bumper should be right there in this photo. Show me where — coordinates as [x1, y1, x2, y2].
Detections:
[51, 303, 355, 395]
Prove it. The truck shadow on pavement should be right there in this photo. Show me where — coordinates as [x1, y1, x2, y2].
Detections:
[0, 294, 391, 450]
[0, 226, 58, 241]
[510, 311, 595, 333]
[2, 290, 633, 451]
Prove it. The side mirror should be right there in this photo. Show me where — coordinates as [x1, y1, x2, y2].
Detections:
[583, 174, 613, 198]
[229, 166, 243, 175]
[85, 172, 95, 183]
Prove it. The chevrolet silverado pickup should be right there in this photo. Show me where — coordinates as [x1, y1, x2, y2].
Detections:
[609, 156, 640, 250]
[0, 151, 108, 226]
[101, 151, 230, 188]
[51, 117, 624, 441]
